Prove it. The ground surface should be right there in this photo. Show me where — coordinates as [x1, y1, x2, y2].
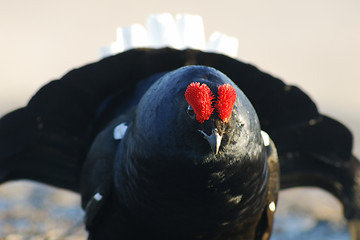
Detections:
[0, 180, 351, 240]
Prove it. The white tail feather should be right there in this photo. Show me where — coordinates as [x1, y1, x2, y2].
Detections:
[116, 24, 149, 51]
[146, 13, 182, 49]
[206, 32, 239, 58]
[99, 13, 239, 58]
[176, 14, 206, 50]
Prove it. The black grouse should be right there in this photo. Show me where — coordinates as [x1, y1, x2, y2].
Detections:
[0, 48, 359, 240]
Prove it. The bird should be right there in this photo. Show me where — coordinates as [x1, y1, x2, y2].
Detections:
[1, 13, 359, 239]
[0, 47, 359, 240]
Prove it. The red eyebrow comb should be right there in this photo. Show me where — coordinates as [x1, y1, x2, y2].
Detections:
[185, 82, 214, 123]
[215, 84, 237, 123]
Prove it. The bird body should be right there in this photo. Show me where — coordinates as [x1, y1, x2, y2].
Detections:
[80, 65, 277, 239]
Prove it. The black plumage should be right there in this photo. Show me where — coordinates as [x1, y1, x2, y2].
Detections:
[0, 48, 358, 239]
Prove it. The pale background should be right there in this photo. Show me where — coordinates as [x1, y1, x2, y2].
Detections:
[0, 0, 359, 238]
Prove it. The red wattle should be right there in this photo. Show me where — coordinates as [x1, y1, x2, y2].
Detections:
[185, 82, 214, 123]
[215, 84, 237, 123]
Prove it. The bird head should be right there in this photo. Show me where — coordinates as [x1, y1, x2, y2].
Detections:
[184, 81, 237, 155]
[132, 65, 263, 163]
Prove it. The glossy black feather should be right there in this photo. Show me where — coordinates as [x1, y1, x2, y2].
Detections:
[0, 48, 358, 239]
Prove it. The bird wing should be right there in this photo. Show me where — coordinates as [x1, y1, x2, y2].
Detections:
[275, 115, 360, 219]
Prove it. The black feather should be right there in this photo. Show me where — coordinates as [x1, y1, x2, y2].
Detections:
[0, 48, 358, 239]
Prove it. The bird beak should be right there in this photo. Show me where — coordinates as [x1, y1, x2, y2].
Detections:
[199, 128, 223, 155]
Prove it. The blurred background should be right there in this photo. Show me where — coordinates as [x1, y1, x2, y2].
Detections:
[0, 0, 359, 239]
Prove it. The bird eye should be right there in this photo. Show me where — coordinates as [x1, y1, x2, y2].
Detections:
[187, 105, 195, 119]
